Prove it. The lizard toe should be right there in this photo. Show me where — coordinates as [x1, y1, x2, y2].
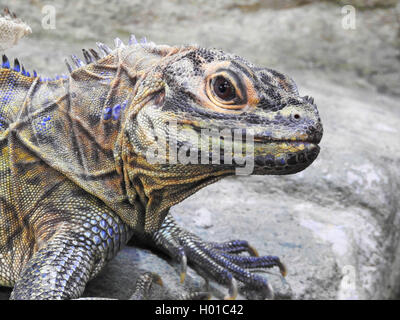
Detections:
[209, 240, 259, 256]
[151, 214, 279, 299]
[129, 272, 163, 300]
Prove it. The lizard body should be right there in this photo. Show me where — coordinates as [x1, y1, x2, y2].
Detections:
[0, 32, 322, 299]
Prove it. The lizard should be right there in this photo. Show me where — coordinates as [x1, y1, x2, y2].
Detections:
[0, 28, 323, 299]
[0, 8, 32, 52]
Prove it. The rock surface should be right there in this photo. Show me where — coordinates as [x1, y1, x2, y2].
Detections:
[0, 0, 399, 300]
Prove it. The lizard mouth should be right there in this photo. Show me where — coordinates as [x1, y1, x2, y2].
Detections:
[251, 140, 320, 175]
[246, 127, 322, 174]
[252, 132, 321, 145]
[171, 123, 320, 174]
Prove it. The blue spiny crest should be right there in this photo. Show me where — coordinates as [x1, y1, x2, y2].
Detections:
[2, 35, 148, 83]
[65, 34, 148, 75]
[1, 54, 67, 82]
[2, 55, 10, 69]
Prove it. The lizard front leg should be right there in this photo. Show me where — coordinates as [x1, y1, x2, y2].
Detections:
[141, 212, 286, 299]
[9, 183, 140, 300]
[12, 249, 162, 300]
[11, 228, 99, 299]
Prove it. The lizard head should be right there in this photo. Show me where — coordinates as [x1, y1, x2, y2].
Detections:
[62, 38, 323, 230]
[121, 45, 322, 177]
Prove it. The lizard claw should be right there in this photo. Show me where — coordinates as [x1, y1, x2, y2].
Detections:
[277, 261, 287, 277]
[180, 254, 187, 284]
[248, 244, 259, 257]
[224, 278, 238, 300]
[153, 273, 164, 287]
[210, 240, 260, 257]
[263, 282, 274, 300]
[151, 214, 283, 299]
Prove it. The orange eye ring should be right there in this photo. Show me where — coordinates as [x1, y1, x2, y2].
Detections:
[206, 72, 246, 110]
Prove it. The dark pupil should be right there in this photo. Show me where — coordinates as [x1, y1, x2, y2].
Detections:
[214, 76, 234, 100]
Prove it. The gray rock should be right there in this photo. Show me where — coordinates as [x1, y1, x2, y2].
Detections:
[191, 208, 214, 229]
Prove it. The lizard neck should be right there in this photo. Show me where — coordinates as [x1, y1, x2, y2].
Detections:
[61, 47, 169, 231]
[0, 53, 150, 232]
[66, 45, 169, 164]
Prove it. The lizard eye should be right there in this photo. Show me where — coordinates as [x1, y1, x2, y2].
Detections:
[212, 76, 235, 101]
[206, 72, 245, 109]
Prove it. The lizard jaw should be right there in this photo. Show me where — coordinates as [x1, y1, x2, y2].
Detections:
[251, 141, 320, 175]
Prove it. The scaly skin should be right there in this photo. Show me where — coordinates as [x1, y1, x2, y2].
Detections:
[0, 34, 322, 299]
[0, 8, 31, 52]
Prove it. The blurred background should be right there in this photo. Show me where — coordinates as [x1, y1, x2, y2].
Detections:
[2, 0, 400, 96]
[0, 0, 399, 300]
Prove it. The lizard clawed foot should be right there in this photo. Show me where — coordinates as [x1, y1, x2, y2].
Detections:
[129, 270, 210, 300]
[209, 241, 287, 278]
[151, 215, 286, 299]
